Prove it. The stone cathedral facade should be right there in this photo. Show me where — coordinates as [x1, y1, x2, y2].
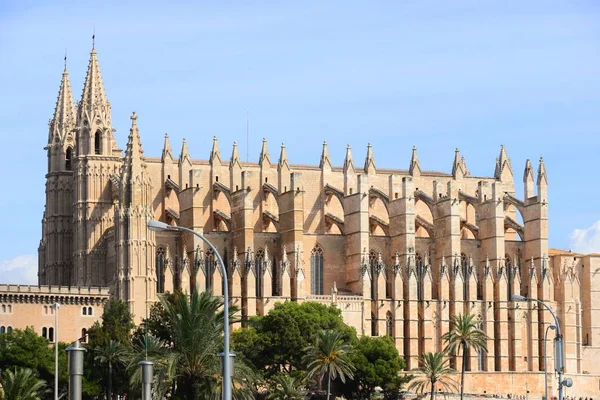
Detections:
[26, 46, 600, 394]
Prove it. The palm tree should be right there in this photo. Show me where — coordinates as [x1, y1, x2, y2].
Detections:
[0, 368, 48, 400]
[302, 330, 355, 400]
[441, 313, 488, 400]
[94, 339, 128, 400]
[127, 334, 177, 400]
[266, 374, 308, 400]
[159, 289, 256, 400]
[408, 352, 457, 400]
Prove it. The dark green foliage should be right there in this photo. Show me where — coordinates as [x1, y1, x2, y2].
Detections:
[0, 367, 49, 400]
[341, 336, 411, 400]
[231, 301, 357, 376]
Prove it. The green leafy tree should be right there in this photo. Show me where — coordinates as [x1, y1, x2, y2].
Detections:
[302, 330, 355, 400]
[0, 328, 68, 395]
[87, 298, 135, 346]
[154, 289, 256, 399]
[232, 301, 356, 376]
[0, 368, 48, 400]
[408, 352, 457, 400]
[133, 291, 181, 344]
[127, 334, 177, 400]
[94, 340, 128, 400]
[266, 374, 308, 400]
[441, 313, 488, 400]
[342, 336, 411, 400]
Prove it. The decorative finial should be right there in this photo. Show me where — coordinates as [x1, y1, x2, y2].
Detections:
[64, 49, 67, 71]
[131, 111, 137, 123]
[92, 27, 96, 50]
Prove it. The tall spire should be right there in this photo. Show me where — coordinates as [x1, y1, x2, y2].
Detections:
[452, 148, 467, 179]
[259, 138, 270, 165]
[49, 64, 76, 145]
[409, 146, 421, 176]
[122, 112, 145, 185]
[364, 143, 376, 174]
[179, 138, 191, 165]
[343, 144, 355, 173]
[209, 136, 221, 165]
[537, 156, 548, 186]
[278, 143, 289, 171]
[161, 133, 173, 162]
[320, 141, 332, 169]
[494, 145, 513, 181]
[78, 45, 110, 125]
[523, 159, 534, 198]
[230, 142, 242, 169]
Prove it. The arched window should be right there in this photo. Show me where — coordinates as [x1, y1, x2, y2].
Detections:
[272, 256, 278, 296]
[82, 306, 87, 315]
[65, 147, 73, 170]
[310, 246, 324, 295]
[44, 305, 48, 314]
[6, 327, 11, 334]
[8, 305, 12, 313]
[156, 247, 166, 293]
[205, 249, 216, 292]
[49, 327, 54, 342]
[0, 327, 5, 334]
[505, 254, 513, 299]
[255, 249, 265, 298]
[371, 313, 378, 336]
[477, 317, 485, 371]
[94, 131, 101, 155]
[42, 327, 47, 339]
[416, 253, 424, 301]
[88, 307, 93, 315]
[1, 305, 5, 313]
[386, 311, 393, 337]
[461, 253, 469, 301]
[81, 328, 87, 343]
[369, 251, 377, 299]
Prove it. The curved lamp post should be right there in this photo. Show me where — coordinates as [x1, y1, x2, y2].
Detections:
[544, 324, 556, 400]
[512, 295, 571, 400]
[147, 220, 232, 400]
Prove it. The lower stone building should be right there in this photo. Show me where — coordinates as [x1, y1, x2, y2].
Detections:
[1, 44, 600, 396]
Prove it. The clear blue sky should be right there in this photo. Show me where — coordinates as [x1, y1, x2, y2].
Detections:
[1, 0, 600, 283]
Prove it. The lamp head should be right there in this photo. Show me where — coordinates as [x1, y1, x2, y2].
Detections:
[511, 294, 527, 302]
[561, 377, 573, 388]
[147, 220, 171, 232]
[549, 324, 556, 330]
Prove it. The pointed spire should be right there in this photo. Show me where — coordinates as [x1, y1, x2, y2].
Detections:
[78, 45, 109, 124]
[343, 144, 355, 173]
[364, 143, 376, 174]
[230, 142, 242, 169]
[49, 64, 76, 144]
[409, 146, 421, 176]
[209, 136, 221, 165]
[259, 138, 270, 165]
[320, 141, 332, 169]
[179, 138, 191, 165]
[452, 148, 467, 179]
[278, 143, 289, 170]
[122, 112, 145, 184]
[537, 156, 548, 186]
[161, 133, 173, 162]
[494, 145, 513, 181]
[523, 159, 534, 198]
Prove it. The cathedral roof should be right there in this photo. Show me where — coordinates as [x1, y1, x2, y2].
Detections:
[49, 65, 76, 145]
[78, 48, 109, 123]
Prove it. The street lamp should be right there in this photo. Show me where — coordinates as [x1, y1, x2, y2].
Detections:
[511, 295, 569, 400]
[544, 324, 556, 400]
[147, 220, 232, 400]
[51, 302, 60, 400]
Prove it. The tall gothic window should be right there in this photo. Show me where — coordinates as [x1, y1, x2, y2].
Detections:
[255, 249, 265, 298]
[505, 254, 513, 300]
[371, 312, 378, 336]
[156, 247, 166, 293]
[272, 257, 278, 296]
[205, 249, 215, 292]
[65, 147, 72, 170]
[477, 317, 485, 371]
[369, 251, 377, 299]
[94, 131, 101, 155]
[461, 253, 469, 301]
[386, 311, 393, 337]
[310, 246, 324, 295]
[416, 253, 424, 301]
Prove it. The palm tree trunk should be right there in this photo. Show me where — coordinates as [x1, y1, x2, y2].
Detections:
[326, 365, 331, 400]
[108, 362, 113, 400]
[431, 381, 436, 400]
[460, 342, 466, 400]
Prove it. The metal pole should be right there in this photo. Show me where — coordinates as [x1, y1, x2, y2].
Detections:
[53, 303, 60, 400]
[175, 226, 231, 400]
[544, 324, 555, 400]
[66, 340, 86, 400]
[138, 361, 154, 400]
